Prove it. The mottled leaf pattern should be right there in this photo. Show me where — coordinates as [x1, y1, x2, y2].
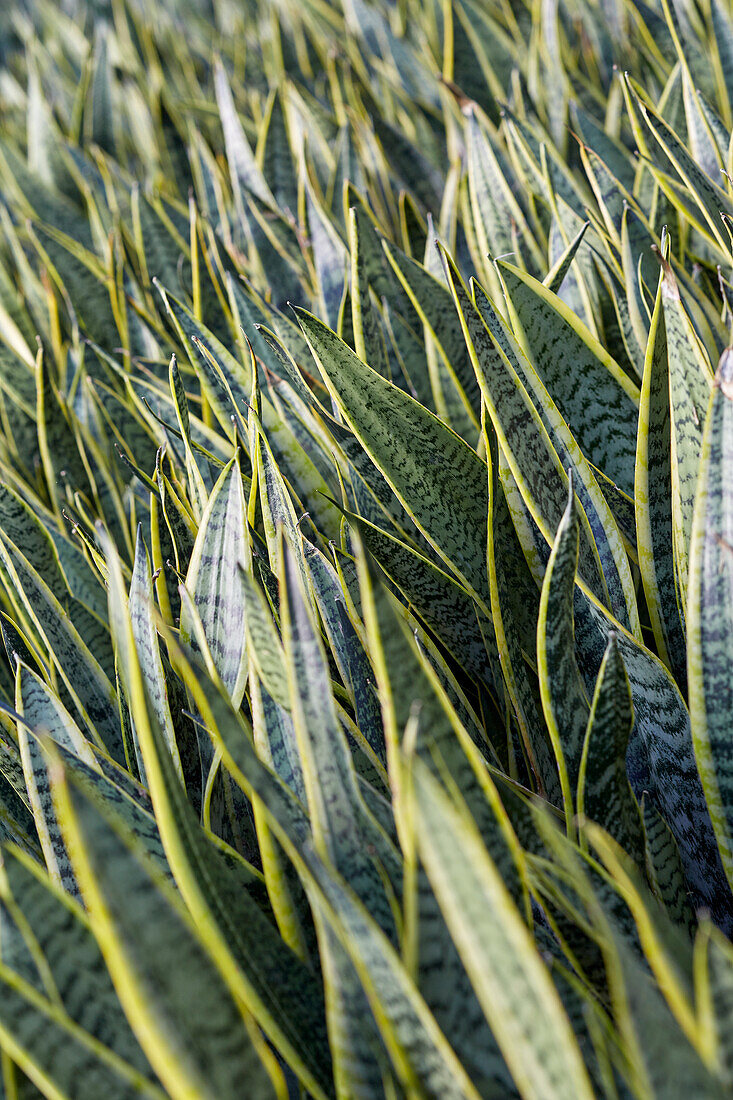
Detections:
[577, 635, 644, 865]
[181, 455, 250, 707]
[52, 764, 282, 1100]
[688, 347, 733, 886]
[0, 4, 729, 1098]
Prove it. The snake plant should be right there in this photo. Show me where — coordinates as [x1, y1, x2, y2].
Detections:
[0, 0, 731, 1096]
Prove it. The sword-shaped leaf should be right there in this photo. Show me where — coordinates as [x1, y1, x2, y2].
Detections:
[213, 58, 272, 208]
[104, 528, 335, 1100]
[303, 850, 484, 1100]
[293, 308, 491, 605]
[303, 540, 385, 766]
[181, 454, 250, 707]
[347, 206, 390, 379]
[241, 568, 289, 709]
[15, 664, 96, 768]
[700, 922, 733, 1088]
[498, 259, 639, 495]
[0, 845, 154, 1078]
[16, 723, 80, 900]
[577, 635, 644, 865]
[412, 759, 595, 1100]
[641, 797, 695, 932]
[635, 263, 688, 690]
[129, 530, 183, 784]
[444, 254, 638, 636]
[0, 961, 164, 1100]
[466, 107, 543, 279]
[279, 536, 398, 931]
[662, 260, 713, 607]
[537, 477, 590, 825]
[52, 760, 283, 1100]
[382, 239, 481, 437]
[355, 550, 518, 1092]
[712, 0, 733, 127]
[632, 84, 733, 255]
[0, 537, 122, 763]
[334, 502, 497, 691]
[688, 346, 733, 888]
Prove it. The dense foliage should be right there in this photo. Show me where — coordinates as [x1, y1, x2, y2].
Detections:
[0, 0, 732, 1095]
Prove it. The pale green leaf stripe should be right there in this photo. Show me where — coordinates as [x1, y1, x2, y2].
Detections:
[129, 530, 183, 784]
[303, 851, 483, 1100]
[294, 308, 491, 605]
[181, 454, 249, 707]
[662, 265, 713, 606]
[241, 569, 290, 710]
[688, 347, 733, 888]
[280, 538, 399, 931]
[16, 726, 81, 901]
[104, 523, 336, 1100]
[412, 761, 595, 1100]
[52, 764, 283, 1100]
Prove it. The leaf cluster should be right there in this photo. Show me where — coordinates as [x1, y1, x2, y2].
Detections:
[0, 0, 730, 1096]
